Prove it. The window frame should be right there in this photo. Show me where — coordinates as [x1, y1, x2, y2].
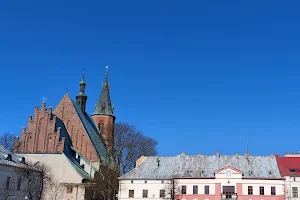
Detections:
[205, 185, 209, 194]
[271, 186, 276, 195]
[129, 190, 134, 198]
[193, 185, 198, 194]
[248, 186, 253, 195]
[292, 187, 298, 197]
[143, 190, 148, 198]
[259, 186, 264, 195]
[160, 189, 165, 198]
[182, 185, 187, 194]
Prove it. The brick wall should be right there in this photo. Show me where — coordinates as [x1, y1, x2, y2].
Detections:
[53, 94, 100, 162]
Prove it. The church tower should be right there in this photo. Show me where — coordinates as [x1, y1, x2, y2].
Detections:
[76, 72, 88, 113]
[92, 66, 116, 151]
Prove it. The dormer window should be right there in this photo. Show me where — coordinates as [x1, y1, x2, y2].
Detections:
[290, 168, 296, 172]
[6, 154, 12, 161]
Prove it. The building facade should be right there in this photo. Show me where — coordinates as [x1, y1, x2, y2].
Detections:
[119, 152, 285, 200]
[13, 68, 116, 199]
[276, 154, 300, 200]
[0, 145, 42, 200]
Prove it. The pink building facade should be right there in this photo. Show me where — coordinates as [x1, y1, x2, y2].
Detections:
[119, 153, 285, 200]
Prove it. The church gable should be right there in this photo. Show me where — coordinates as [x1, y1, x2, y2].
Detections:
[14, 102, 66, 154]
[53, 94, 107, 163]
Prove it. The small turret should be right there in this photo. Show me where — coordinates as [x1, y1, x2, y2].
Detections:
[76, 70, 88, 113]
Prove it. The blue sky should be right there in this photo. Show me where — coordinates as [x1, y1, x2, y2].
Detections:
[1, 1, 300, 156]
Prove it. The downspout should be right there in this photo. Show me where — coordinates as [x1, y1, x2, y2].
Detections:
[76, 185, 78, 200]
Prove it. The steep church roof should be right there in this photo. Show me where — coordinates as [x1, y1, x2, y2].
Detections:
[93, 67, 115, 118]
[70, 97, 110, 164]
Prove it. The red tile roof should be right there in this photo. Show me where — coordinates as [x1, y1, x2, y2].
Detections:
[276, 154, 300, 177]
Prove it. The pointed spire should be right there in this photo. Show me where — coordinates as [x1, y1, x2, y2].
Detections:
[76, 68, 88, 113]
[93, 66, 115, 117]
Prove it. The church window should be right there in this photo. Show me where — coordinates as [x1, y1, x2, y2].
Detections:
[29, 136, 31, 139]
[49, 136, 51, 140]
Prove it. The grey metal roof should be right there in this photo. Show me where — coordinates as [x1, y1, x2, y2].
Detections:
[120, 154, 282, 180]
[0, 145, 25, 164]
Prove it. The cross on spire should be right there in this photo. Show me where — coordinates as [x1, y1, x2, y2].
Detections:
[106, 65, 108, 75]
[42, 96, 47, 103]
[82, 68, 86, 77]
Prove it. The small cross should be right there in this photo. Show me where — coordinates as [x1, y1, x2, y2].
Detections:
[42, 96, 47, 103]
[65, 87, 68, 94]
[82, 68, 86, 77]
[106, 65, 109, 75]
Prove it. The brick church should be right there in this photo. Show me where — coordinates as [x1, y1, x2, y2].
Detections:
[13, 67, 116, 199]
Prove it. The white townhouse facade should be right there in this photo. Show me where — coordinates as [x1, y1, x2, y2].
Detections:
[119, 152, 285, 200]
[0, 145, 41, 200]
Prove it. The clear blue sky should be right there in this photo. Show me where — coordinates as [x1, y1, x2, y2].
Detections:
[1, 0, 300, 156]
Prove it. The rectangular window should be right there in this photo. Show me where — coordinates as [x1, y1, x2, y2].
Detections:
[129, 190, 134, 198]
[6, 177, 10, 190]
[205, 185, 209, 194]
[271, 187, 276, 195]
[160, 190, 165, 198]
[248, 186, 253, 195]
[17, 177, 21, 190]
[143, 190, 148, 198]
[193, 185, 198, 194]
[260, 186, 264, 195]
[67, 186, 73, 193]
[182, 185, 187, 194]
[293, 187, 298, 197]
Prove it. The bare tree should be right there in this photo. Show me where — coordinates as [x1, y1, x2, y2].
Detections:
[163, 179, 182, 200]
[114, 122, 158, 175]
[0, 132, 16, 151]
[0, 162, 49, 200]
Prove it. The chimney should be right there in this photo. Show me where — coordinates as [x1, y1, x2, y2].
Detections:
[245, 152, 249, 159]
[235, 152, 239, 157]
[216, 151, 220, 157]
[180, 152, 186, 157]
[136, 156, 148, 168]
